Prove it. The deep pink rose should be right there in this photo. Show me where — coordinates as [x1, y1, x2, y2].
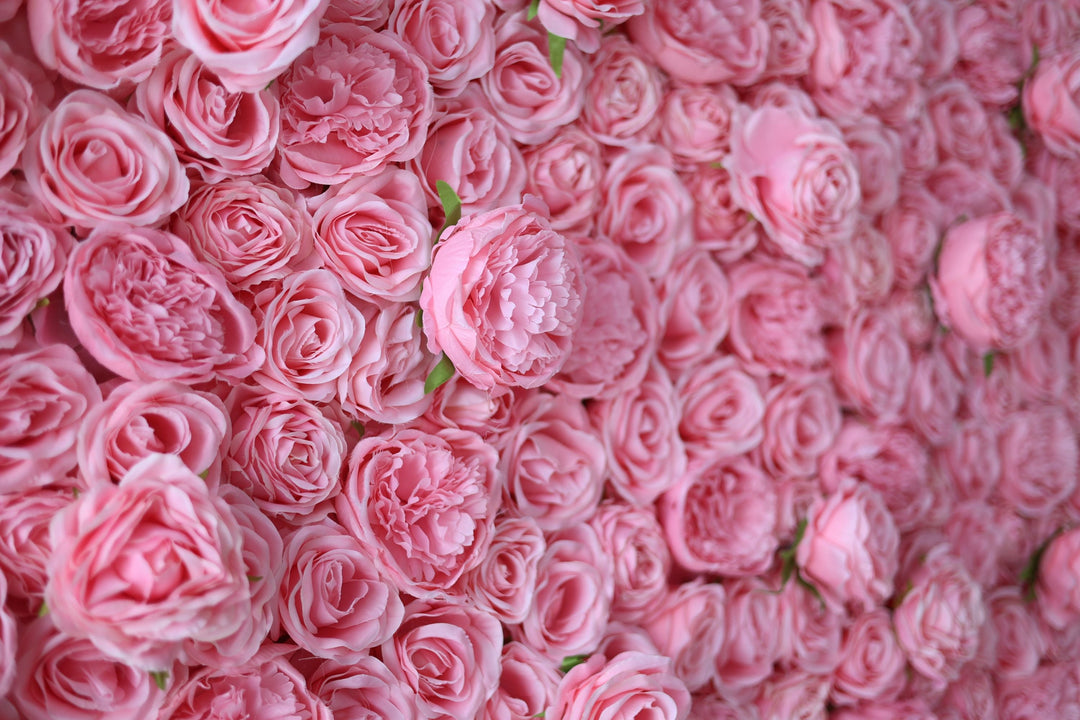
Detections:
[713, 576, 783, 699]
[987, 587, 1048, 680]
[307, 656, 418, 720]
[0, 345, 99, 493]
[677, 355, 765, 461]
[276, 24, 433, 187]
[172, 0, 327, 92]
[760, 0, 817, 79]
[171, 177, 314, 291]
[727, 104, 860, 267]
[0, 42, 36, 177]
[382, 596, 502, 720]
[64, 224, 262, 384]
[12, 618, 164, 720]
[484, 641, 560, 720]
[0, 201, 70, 338]
[661, 457, 778, 577]
[480, 10, 587, 144]
[685, 165, 758, 264]
[45, 454, 249, 671]
[658, 83, 737, 166]
[826, 307, 912, 422]
[758, 375, 841, 481]
[522, 127, 603, 235]
[998, 407, 1078, 517]
[657, 249, 731, 375]
[389, 0, 495, 97]
[643, 581, 727, 692]
[830, 609, 905, 706]
[536, 0, 645, 52]
[879, 185, 943, 289]
[22, 90, 188, 230]
[1037, 526, 1080, 629]
[549, 651, 691, 720]
[0, 487, 71, 616]
[337, 427, 499, 597]
[904, 348, 962, 446]
[627, 0, 767, 86]
[843, 117, 902, 217]
[311, 167, 431, 304]
[953, 3, 1026, 108]
[590, 502, 671, 623]
[456, 514, 544, 624]
[581, 35, 663, 148]
[77, 380, 228, 487]
[133, 47, 279, 181]
[420, 202, 584, 393]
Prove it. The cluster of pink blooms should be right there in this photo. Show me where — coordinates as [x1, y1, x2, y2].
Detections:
[4, 0, 1080, 718]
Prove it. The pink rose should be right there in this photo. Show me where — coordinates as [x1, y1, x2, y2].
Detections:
[996, 663, 1080, 720]
[1024, 49, 1080, 160]
[0, 345, 99, 493]
[932, 212, 1050, 351]
[389, 0, 495, 97]
[898, 106, 939, 178]
[225, 384, 346, 521]
[714, 577, 784, 699]
[753, 671, 829, 720]
[987, 587, 1048, 680]
[26, 0, 167, 89]
[536, 0, 645, 53]
[276, 24, 433, 187]
[12, 618, 163, 720]
[456, 514, 544, 624]
[642, 581, 727, 692]
[927, 160, 1010, 222]
[1037, 526, 1080, 629]
[420, 202, 584, 393]
[312, 169, 432, 304]
[627, 0, 767, 86]
[904, 348, 962, 446]
[758, 375, 841, 481]
[549, 651, 691, 720]
[77, 380, 228, 487]
[890, 287, 937, 348]
[927, 80, 991, 170]
[418, 374, 516, 444]
[480, 10, 587, 144]
[590, 502, 671, 623]
[0, 201, 70, 337]
[954, 3, 1026, 108]
[22, 90, 188, 230]
[133, 47, 279, 181]
[484, 641, 560, 720]
[879, 185, 943, 289]
[998, 407, 1078, 517]
[657, 249, 731, 375]
[1005, 321, 1070, 405]
[1033, 148, 1080, 234]
[727, 104, 860, 267]
[826, 307, 912, 422]
[941, 501, 1004, 588]
[796, 480, 899, 612]
[936, 420, 1000, 502]
[820, 221, 895, 312]
[278, 519, 404, 662]
[658, 83, 737, 166]
[843, 117, 902, 217]
[0, 42, 37, 177]
[45, 453, 249, 670]
[830, 609, 905, 706]
[382, 596, 502, 720]
[760, 0, 817, 79]
[581, 35, 662, 148]
[64, 224, 262, 384]
[685, 165, 758, 264]
[909, 0, 958, 80]
[522, 127, 603, 235]
[894, 545, 986, 689]
[172, 0, 327, 92]
[337, 427, 500, 597]
[661, 457, 778, 577]
[308, 656, 418, 720]
[321, 0, 387, 25]
[677, 355, 765, 461]
[832, 699, 938, 720]
[0, 487, 71, 616]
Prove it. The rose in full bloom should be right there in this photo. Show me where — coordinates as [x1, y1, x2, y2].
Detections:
[0, 42, 37, 177]
[307, 656, 417, 720]
[64, 224, 263, 384]
[537, 0, 645, 53]
[420, 202, 584, 393]
[727, 103, 860, 267]
[642, 581, 727, 692]
[953, 2, 1027, 108]
[484, 641, 560, 720]
[677, 355, 765, 461]
[903, 347, 962, 446]
[0, 200, 70, 338]
[456, 514, 544, 624]
[830, 610, 905, 707]
[522, 127, 602, 235]
[549, 651, 691, 720]
[45, 453, 250, 671]
[758, 375, 842, 481]
[998, 407, 1078, 517]
[753, 671, 830, 720]
[760, 0, 817, 79]
[826, 307, 912, 422]
[580, 35, 663, 148]
[686, 165, 759, 264]
[590, 502, 671, 623]
[1025, 48, 1080, 160]
[388, 0, 495, 97]
[657, 249, 731, 375]
[843, 117, 902, 217]
[658, 84, 738, 167]
[714, 576, 784, 697]
[22, 90, 188, 230]
[276, 24, 433, 187]
[1036, 526, 1080, 629]
[995, 663, 1080, 720]
[987, 587, 1048, 680]
[932, 212, 1050, 351]
[0, 487, 72, 617]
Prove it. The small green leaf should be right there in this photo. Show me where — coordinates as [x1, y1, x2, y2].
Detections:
[527, 0, 539, 20]
[983, 352, 995, 378]
[415, 307, 424, 329]
[796, 574, 827, 612]
[150, 670, 169, 691]
[548, 33, 567, 79]
[72, 487, 80, 498]
[533, 713, 546, 719]
[790, 517, 808, 548]
[708, 161, 724, 170]
[560, 654, 589, 673]
[1007, 105, 1026, 133]
[247, 575, 263, 583]
[424, 353, 455, 394]
[780, 555, 795, 587]
[351, 420, 365, 439]
[37, 601, 48, 617]
[34, 297, 49, 310]
[435, 180, 462, 239]
[198, 469, 210, 480]
[1020, 529, 1062, 600]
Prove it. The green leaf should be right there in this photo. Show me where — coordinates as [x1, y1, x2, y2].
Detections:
[533, 713, 546, 719]
[1020, 529, 1062, 600]
[247, 575, 263, 583]
[548, 33, 566, 79]
[780, 555, 795, 587]
[37, 601, 48, 617]
[708, 161, 724, 170]
[150, 670, 169, 691]
[527, 0, 539, 20]
[796, 573, 827, 612]
[34, 297, 49, 310]
[424, 353, 455, 394]
[983, 352, 995, 378]
[435, 181, 462, 239]
[415, 307, 424, 329]
[790, 517, 808, 548]
[560, 654, 589, 673]
[1007, 105, 1026, 133]
[198, 469, 210, 480]
[351, 420, 365, 439]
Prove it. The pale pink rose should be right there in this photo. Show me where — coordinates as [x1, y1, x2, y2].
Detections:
[998, 407, 1078, 517]
[12, 618, 163, 720]
[987, 587, 1047, 680]
[480, 11, 586, 144]
[661, 457, 778, 577]
[658, 83, 737, 166]
[908, 0, 958, 80]
[642, 581, 726, 692]
[501, 390, 604, 530]
[26, 0, 167, 89]
[728, 258, 829, 377]
[321, 0, 387, 25]
[996, 663, 1080, 720]
[895, 545, 986, 689]
[45, 454, 249, 670]
[898, 106, 940, 178]
[831, 609, 905, 706]
[382, 596, 502, 720]
[389, 0, 494, 96]
[590, 502, 671, 623]
[760, 0, 816, 79]
[337, 427, 499, 597]
[685, 165, 759, 264]
[797, 480, 899, 612]
[0, 573, 15, 695]
[904, 348, 962, 447]
[677, 355, 765, 461]
[1013, 174, 1058, 249]
[0, 42, 36, 177]
[419, 374, 516, 444]
[596, 147, 692, 278]
[936, 420, 1000, 502]
[278, 519, 403, 662]
[657, 249, 731, 375]
[890, 287, 937, 348]
[826, 307, 912, 422]
[987, 114, 1024, 191]
[521, 127, 602, 235]
[1008, 320, 1071, 404]
[66, 224, 261, 383]
[939, 669, 1001, 720]
[745, 80, 818, 115]
[133, 47, 279, 181]
[0, 201, 70, 337]
[758, 375, 841, 481]
[931, 212, 1050, 351]
[1024, 49, 1080, 160]
[596, 622, 661, 659]
[549, 652, 690, 720]
[339, 301, 436, 426]
[0, 487, 71, 616]
[77, 380, 228, 488]
[307, 655, 417, 720]
[1032, 148, 1080, 234]
[879, 185, 943, 289]
[687, 694, 758, 720]
[420, 202, 584, 393]
[832, 699, 938, 720]
[927, 80, 991, 170]
[627, 0, 767, 86]
[753, 671, 829, 720]
[820, 220, 894, 311]
[1037, 526, 1080, 629]
[0, 345, 99, 493]
[312, 168, 432, 304]
[776, 580, 842, 676]
[581, 35, 663, 147]
[484, 641, 560, 720]
[714, 577, 784, 699]
[1020, 0, 1080, 59]
[843, 117, 901, 217]
[410, 92, 525, 216]
[456, 514, 544, 624]
[548, 238, 658, 399]
[927, 160, 1010, 222]
[954, 3, 1026, 108]
[536, 0, 645, 53]
[515, 524, 614, 660]
[276, 24, 433, 187]
[157, 644, 332, 720]
[22, 90, 187, 230]
[172, 0, 327, 92]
